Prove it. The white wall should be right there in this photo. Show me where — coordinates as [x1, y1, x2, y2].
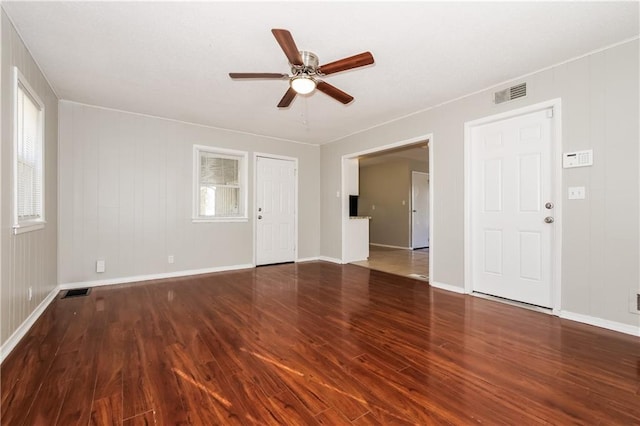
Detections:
[359, 159, 428, 248]
[321, 39, 639, 329]
[58, 102, 320, 285]
[1, 10, 58, 347]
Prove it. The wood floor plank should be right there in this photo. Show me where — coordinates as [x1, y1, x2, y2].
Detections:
[2, 262, 639, 425]
[122, 410, 156, 426]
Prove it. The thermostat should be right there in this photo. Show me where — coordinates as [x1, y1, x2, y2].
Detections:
[563, 149, 593, 168]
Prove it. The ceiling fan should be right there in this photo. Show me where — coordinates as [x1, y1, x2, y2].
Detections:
[229, 29, 374, 108]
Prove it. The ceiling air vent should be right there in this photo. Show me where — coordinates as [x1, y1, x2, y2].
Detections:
[494, 83, 527, 104]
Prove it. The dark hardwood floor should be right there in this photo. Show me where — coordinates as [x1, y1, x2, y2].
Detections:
[1, 262, 639, 425]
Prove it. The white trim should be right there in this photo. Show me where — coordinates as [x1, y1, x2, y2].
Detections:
[13, 222, 46, 235]
[59, 264, 255, 290]
[192, 144, 248, 222]
[369, 243, 411, 250]
[430, 281, 465, 294]
[463, 99, 563, 313]
[253, 153, 299, 266]
[0, 286, 59, 363]
[341, 133, 433, 266]
[296, 257, 320, 263]
[318, 256, 343, 264]
[560, 311, 640, 337]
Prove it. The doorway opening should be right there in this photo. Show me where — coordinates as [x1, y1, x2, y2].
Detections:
[342, 135, 433, 281]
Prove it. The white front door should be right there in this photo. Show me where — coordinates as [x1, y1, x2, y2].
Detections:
[470, 108, 555, 308]
[411, 171, 429, 249]
[256, 156, 296, 266]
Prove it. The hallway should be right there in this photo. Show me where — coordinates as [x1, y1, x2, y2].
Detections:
[351, 245, 429, 281]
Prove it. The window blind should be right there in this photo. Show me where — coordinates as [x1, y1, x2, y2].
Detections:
[199, 152, 240, 217]
[16, 82, 43, 222]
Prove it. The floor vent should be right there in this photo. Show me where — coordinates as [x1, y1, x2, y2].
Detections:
[62, 288, 91, 299]
[494, 83, 527, 104]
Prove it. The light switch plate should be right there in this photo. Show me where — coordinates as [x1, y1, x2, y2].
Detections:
[568, 186, 585, 200]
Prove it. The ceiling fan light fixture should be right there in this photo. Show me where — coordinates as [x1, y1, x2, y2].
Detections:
[290, 75, 316, 95]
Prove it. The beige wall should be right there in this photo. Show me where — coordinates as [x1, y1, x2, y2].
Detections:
[1, 10, 59, 347]
[58, 101, 320, 285]
[321, 39, 639, 328]
[359, 159, 428, 247]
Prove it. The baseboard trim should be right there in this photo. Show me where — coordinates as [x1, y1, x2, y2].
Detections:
[1, 286, 60, 363]
[59, 264, 255, 290]
[369, 243, 411, 250]
[430, 281, 466, 294]
[296, 257, 320, 263]
[317, 256, 343, 264]
[560, 311, 640, 337]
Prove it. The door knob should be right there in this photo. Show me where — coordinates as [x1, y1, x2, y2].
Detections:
[545, 202, 554, 209]
[258, 215, 263, 220]
[544, 216, 554, 223]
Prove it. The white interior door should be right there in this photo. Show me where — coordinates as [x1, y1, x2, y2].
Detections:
[470, 108, 554, 308]
[411, 171, 429, 249]
[256, 156, 296, 266]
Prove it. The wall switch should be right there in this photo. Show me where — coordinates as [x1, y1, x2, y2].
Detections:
[28, 287, 32, 301]
[168, 255, 174, 264]
[96, 260, 106, 273]
[568, 186, 585, 200]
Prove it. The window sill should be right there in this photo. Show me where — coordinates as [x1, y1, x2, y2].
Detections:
[192, 217, 248, 223]
[13, 221, 46, 235]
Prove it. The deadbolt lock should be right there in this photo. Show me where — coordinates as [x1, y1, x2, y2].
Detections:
[545, 202, 554, 209]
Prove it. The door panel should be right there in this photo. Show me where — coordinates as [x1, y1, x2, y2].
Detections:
[471, 108, 553, 308]
[256, 157, 296, 265]
[411, 171, 429, 248]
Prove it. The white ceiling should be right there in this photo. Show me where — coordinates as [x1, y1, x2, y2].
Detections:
[3, 1, 638, 145]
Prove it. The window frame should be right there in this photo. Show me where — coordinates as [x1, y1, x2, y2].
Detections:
[192, 144, 248, 223]
[13, 67, 46, 235]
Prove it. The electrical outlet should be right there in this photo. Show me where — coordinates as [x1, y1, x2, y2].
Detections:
[96, 260, 105, 273]
[168, 255, 174, 264]
[629, 290, 640, 314]
[28, 287, 32, 301]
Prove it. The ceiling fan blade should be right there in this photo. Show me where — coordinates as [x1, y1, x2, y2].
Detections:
[229, 73, 289, 79]
[316, 81, 354, 104]
[318, 52, 374, 75]
[277, 87, 297, 108]
[271, 29, 303, 66]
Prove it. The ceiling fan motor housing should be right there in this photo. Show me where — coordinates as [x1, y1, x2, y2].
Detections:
[293, 51, 319, 76]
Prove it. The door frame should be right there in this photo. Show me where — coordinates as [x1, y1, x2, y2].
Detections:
[253, 153, 299, 266]
[411, 171, 429, 249]
[463, 99, 563, 314]
[341, 133, 434, 278]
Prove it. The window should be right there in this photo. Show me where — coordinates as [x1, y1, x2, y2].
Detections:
[13, 67, 45, 234]
[193, 145, 247, 222]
